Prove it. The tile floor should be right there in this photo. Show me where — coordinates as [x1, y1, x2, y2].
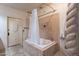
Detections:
[5, 45, 65, 56]
[55, 50, 65, 56]
[6, 45, 30, 56]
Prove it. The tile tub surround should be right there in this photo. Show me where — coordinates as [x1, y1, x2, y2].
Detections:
[23, 39, 59, 56]
[39, 13, 59, 42]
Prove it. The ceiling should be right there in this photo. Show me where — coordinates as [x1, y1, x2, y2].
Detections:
[0, 3, 42, 12]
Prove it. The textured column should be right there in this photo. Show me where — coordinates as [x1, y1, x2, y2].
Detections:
[29, 9, 40, 44]
[65, 3, 79, 55]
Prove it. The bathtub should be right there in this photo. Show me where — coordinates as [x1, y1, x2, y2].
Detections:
[23, 38, 59, 56]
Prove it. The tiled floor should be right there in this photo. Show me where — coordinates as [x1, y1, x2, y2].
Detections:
[6, 45, 65, 56]
[55, 50, 65, 56]
[6, 45, 30, 56]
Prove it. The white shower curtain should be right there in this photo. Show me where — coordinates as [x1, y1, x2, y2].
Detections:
[28, 9, 40, 44]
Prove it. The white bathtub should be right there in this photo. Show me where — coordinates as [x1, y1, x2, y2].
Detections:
[23, 38, 59, 56]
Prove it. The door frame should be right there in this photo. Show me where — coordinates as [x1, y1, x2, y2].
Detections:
[7, 16, 23, 47]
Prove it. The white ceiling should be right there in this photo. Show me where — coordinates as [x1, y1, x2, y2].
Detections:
[0, 3, 42, 12]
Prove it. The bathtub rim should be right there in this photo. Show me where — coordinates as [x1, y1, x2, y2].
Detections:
[24, 39, 57, 51]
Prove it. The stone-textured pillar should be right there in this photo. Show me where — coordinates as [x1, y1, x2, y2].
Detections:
[65, 3, 79, 55]
[29, 9, 40, 44]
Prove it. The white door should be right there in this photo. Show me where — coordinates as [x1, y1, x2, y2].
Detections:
[8, 18, 23, 47]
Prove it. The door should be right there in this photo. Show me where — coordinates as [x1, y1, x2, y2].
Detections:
[8, 17, 23, 47]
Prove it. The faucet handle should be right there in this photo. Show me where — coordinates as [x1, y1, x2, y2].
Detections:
[60, 34, 65, 40]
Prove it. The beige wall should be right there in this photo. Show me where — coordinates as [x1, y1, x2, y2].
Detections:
[54, 4, 68, 50]
[49, 13, 59, 42]
[38, 4, 60, 42]
[38, 4, 68, 49]
[39, 13, 59, 42]
[38, 3, 68, 37]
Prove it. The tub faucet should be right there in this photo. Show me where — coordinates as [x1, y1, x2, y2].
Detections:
[60, 34, 65, 40]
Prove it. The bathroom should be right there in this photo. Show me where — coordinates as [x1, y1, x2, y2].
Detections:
[0, 3, 79, 56]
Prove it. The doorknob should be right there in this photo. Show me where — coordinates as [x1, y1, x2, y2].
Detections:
[8, 32, 10, 36]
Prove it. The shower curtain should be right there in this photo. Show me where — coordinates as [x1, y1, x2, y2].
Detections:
[28, 9, 40, 44]
[65, 3, 79, 56]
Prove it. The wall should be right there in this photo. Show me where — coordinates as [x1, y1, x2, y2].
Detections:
[38, 3, 68, 38]
[0, 5, 27, 50]
[45, 4, 68, 51]
[49, 13, 59, 42]
[0, 16, 7, 48]
[39, 15, 51, 39]
[39, 13, 59, 43]
[38, 4, 68, 50]
[38, 4, 60, 42]
[53, 4, 68, 37]
[54, 4, 68, 50]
